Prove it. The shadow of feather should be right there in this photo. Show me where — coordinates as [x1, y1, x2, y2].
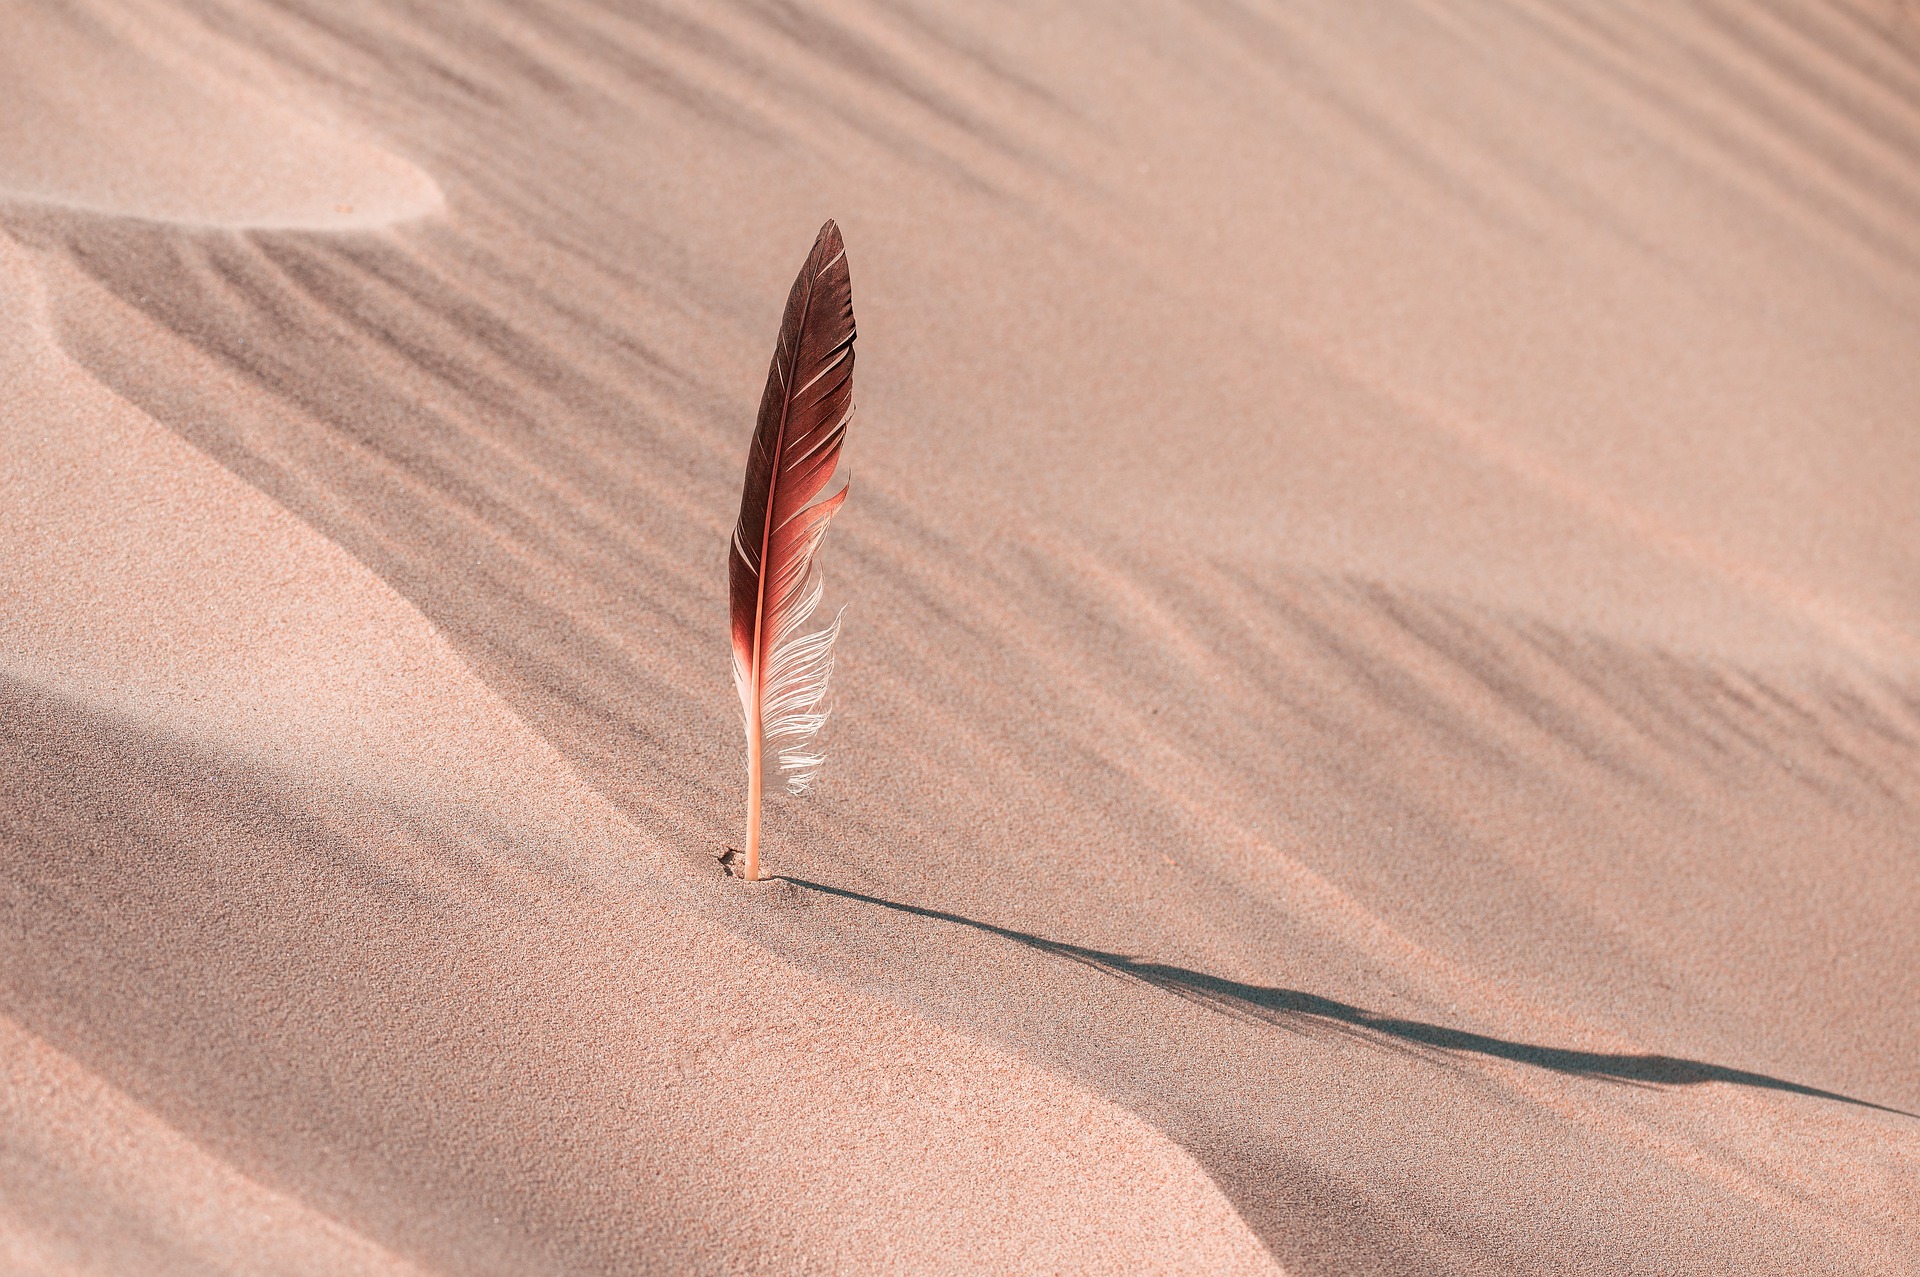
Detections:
[785, 877, 1915, 1118]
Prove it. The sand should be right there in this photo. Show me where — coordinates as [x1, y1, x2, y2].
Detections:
[2, 0, 1916, 1271]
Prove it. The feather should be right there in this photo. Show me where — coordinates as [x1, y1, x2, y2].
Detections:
[728, 220, 855, 880]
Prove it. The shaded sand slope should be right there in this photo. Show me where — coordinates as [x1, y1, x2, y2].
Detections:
[1, 1012, 430, 1277]
[5, 0, 1920, 1272]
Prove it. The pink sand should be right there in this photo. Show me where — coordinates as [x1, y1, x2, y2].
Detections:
[3, 0, 1917, 1271]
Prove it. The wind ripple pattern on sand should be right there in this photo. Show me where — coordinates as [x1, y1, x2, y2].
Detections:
[6, 0, 1920, 1273]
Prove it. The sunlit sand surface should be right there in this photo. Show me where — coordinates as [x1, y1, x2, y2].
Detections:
[3, 0, 1917, 1271]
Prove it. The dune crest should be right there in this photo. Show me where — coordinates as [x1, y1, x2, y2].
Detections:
[0, 0, 439, 230]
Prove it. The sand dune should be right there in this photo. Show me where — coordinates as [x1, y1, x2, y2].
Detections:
[3, 0, 1918, 1271]
[0, 123, 1266, 1272]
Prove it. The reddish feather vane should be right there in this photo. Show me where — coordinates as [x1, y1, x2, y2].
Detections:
[730, 221, 854, 824]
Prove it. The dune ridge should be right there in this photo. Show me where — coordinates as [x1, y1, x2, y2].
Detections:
[0, 0, 441, 230]
[2, 0, 1917, 1272]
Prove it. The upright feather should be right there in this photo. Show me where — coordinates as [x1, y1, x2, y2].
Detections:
[729, 221, 855, 881]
